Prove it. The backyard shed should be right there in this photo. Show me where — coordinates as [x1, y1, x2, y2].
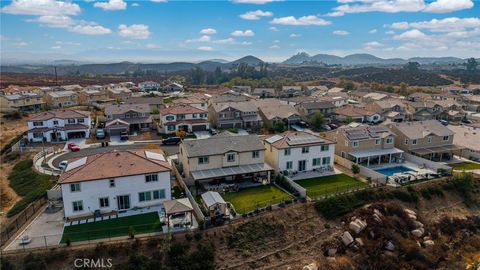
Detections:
[201, 191, 228, 217]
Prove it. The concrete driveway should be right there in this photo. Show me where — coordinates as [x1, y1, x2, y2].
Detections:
[63, 138, 86, 150]
[193, 131, 211, 140]
[109, 135, 134, 145]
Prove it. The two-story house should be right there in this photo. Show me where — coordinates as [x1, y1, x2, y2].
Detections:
[279, 86, 302, 98]
[256, 99, 302, 127]
[159, 103, 209, 133]
[178, 135, 273, 186]
[59, 150, 171, 219]
[365, 99, 407, 123]
[79, 89, 112, 106]
[27, 109, 91, 142]
[209, 100, 262, 130]
[0, 92, 44, 113]
[45, 90, 79, 109]
[334, 105, 382, 123]
[294, 101, 336, 117]
[165, 82, 184, 92]
[171, 95, 209, 110]
[388, 120, 461, 161]
[138, 81, 161, 92]
[107, 87, 132, 101]
[324, 125, 403, 167]
[405, 101, 444, 121]
[232, 86, 251, 94]
[263, 131, 335, 174]
[252, 88, 276, 98]
[104, 104, 152, 135]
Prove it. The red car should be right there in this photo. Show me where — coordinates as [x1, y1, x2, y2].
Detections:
[67, 143, 81, 152]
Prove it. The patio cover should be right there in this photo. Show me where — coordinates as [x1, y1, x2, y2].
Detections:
[163, 198, 193, 215]
[349, 147, 404, 159]
[201, 191, 226, 208]
[411, 145, 463, 155]
[191, 163, 273, 180]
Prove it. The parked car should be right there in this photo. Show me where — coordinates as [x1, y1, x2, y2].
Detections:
[439, 120, 449, 126]
[120, 131, 129, 141]
[209, 128, 218, 135]
[321, 124, 331, 131]
[462, 118, 472, 124]
[328, 123, 339, 130]
[67, 143, 80, 152]
[298, 121, 310, 128]
[162, 136, 182, 145]
[58, 160, 68, 170]
[96, 129, 106, 139]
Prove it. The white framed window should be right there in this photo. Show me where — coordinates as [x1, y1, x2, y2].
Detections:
[301, 147, 309, 153]
[345, 141, 349, 147]
[443, 135, 449, 141]
[312, 158, 321, 166]
[78, 118, 85, 123]
[125, 113, 131, 118]
[99, 197, 109, 208]
[412, 139, 417, 145]
[321, 145, 329, 151]
[252, 150, 260, 158]
[72, 201, 83, 212]
[286, 161, 293, 170]
[109, 179, 115, 187]
[33, 132, 43, 138]
[178, 114, 186, 119]
[227, 153, 235, 162]
[167, 125, 176, 131]
[166, 115, 175, 121]
[428, 136, 432, 143]
[153, 189, 165, 200]
[139, 191, 152, 202]
[352, 141, 359, 148]
[132, 113, 138, 118]
[193, 114, 197, 118]
[33, 121, 43, 126]
[322, 157, 331, 165]
[386, 138, 393, 144]
[284, 149, 291, 156]
[53, 120, 59, 125]
[67, 119, 75, 124]
[70, 183, 80, 192]
[198, 156, 209, 164]
[145, 174, 158, 182]
[375, 139, 380, 145]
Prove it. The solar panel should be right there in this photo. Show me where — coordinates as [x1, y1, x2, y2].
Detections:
[266, 135, 283, 144]
[145, 151, 166, 161]
[287, 136, 324, 146]
[65, 157, 87, 172]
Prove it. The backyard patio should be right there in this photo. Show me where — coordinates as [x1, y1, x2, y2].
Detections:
[222, 185, 292, 214]
[295, 174, 368, 199]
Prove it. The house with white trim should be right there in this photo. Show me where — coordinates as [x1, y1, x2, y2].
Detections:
[159, 103, 209, 133]
[27, 109, 91, 142]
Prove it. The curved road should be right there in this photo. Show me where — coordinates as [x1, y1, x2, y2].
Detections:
[52, 143, 180, 167]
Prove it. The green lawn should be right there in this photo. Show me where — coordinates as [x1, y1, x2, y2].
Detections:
[295, 174, 367, 199]
[449, 162, 480, 171]
[223, 185, 292, 214]
[62, 212, 162, 242]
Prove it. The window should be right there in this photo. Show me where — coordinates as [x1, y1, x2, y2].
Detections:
[192, 114, 197, 118]
[219, 113, 226, 118]
[72, 201, 83, 212]
[145, 174, 158, 182]
[70, 183, 80, 192]
[386, 138, 393, 144]
[99, 197, 109, 208]
[166, 115, 175, 121]
[352, 141, 359, 148]
[125, 113, 131, 119]
[428, 136, 432, 143]
[405, 139, 409, 145]
[252, 150, 260, 158]
[178, 114, 186, 119]
[345, 141, 349, 147]
[375, 139, 381, 145]
[312, 158, 321, 166]
[235, 112, 240, 117]
[53, 120, 59, 125]
[167, 125, 176, 131]
[139, 191, 152, 202]
[132, 113, 138, 118]
[443, 135, 449, 141]
[412, 139, 417, 145]
[286, 161, 293, 170]
[198, 156, 209, 164]
[153, 189, 166, 200]
[321, 145, 329, 151]
[33, 121, 43, 126]
[109, 179, 115, 187]
[67, 119, 75, 124]
[227, 153, 235, 162]
[322, 157, 331, 165]
[301, 147, 309, 154]
[78, 118, 85, 123]
[33, 132, 43, 138]
[284, 149, 291, 156]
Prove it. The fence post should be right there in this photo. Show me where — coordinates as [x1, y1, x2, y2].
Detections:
[44, 235, 48, 249]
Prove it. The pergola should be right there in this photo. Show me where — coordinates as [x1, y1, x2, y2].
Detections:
[163, 198, 194, 230]
[349, 148, 404, 166]
[191, 163, 273, 181]
[410, 145, 463, 160]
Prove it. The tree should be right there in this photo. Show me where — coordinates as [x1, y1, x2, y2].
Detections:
[404, 62, 420, 73]
[466, 57, 478, 73]
[351, 164, 360, 175]
[399, 82, 408, 96]
[274, 121, 285, 133]
[309, 112, 326, 131]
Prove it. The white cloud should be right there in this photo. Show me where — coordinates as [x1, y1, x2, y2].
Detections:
[212, 38, 236, 44]
[232, 0, 282, 4]
[1, 0, 81, 16]
[385, 30, 395, 35]
[269, 26, 279, 31]
[369, 29, 377, 34]
[146, 43, 159, 48]
[388, 17, 480, 33]
[270, 15, 331, 26]
[70, 23, 112, 35]
[197, 46, 213, 51]
[186, 35, 211, 43]
[131, 3, 139, 7]
[239, 10, 273, 20]
[393, 29, 428, 40]
[363, 41, 384, 50]
[241, 41, 252, 45]
[333, 30, 350, 36]
[200, 28, 217, 35]
[30, 15, 74, 28]
[51, 45, 61, 49]
[94, 0, 127, 11]
[231, 30, 255, 37]
[118, 24, 150, 39]
[424, 0, 473, 13]
[273, 39, 280, 43]
[289, 33, 300, 38]
[28, 15, 112, 35]
[55, 41, 81, 46]
[14, 41, 28, 48]
[270, 44, 280, 49]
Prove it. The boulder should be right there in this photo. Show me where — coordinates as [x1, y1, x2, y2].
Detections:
[327, 248, 337, 257]
[413, 221, 424, 228]
[349, 219, 367, 234]
[303, 263, 318, 270]
[385, 241, 395, 251]
[326, 257, 336, 263]
[355, 237, 364, 246]
[424, 240, 435, 247]
[405, 209, 417, 220]
[411, 229, 424, 238]
[373, 213, 383, 223]
[342, 231, 354, 246]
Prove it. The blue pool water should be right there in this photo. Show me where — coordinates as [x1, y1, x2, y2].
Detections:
[375, 166, 416, 176]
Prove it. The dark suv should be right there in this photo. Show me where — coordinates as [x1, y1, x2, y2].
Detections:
[162, 136, 182, 145]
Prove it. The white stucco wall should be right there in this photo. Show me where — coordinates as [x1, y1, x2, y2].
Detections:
[273, 144, 336, 173]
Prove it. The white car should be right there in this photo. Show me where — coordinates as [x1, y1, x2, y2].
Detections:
[58, 160, 68, 170]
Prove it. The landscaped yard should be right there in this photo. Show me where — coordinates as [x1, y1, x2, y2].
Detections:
[295, 173, 367, 199]
[449, 162, 480, 171]
[223, 185, 292, 214]
[61, 212, 162, 242]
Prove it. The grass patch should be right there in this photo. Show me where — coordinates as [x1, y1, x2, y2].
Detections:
[296, 174, 367, 198]
[223, 185, 292, 214]
[449, 162, 480, 171]
[61, 212, 162, 242]
[7, 160, 53, 217]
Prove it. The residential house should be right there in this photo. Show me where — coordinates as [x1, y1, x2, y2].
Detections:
[178, 135, 273, 186]
[280, 96, 316, 106]
[45, 91, 79, 109]
[468, 84, 480, 95]
[138, 81, 161, 92]
[447, 125, 480, 161]
[318, 94, 348, 107]
[405, 101, 444, 121]
[208, 91, 252, 105]
[294, 101, 336, 117]
[433, 100, 464, 122]
[171, 95, 208, 110]
[307, 86, 328, 93]
[365, 99, 407, 123]
[407, 92, 432, 102]
[388, 120, 461, 161]
[108, 87, 132, 101]
[464, 95, 480, 112]
[263, 131, 335, 173]
[104, 104, 152, 135]
[79, 89, 112, 106]
[252, 88, 275, 98]
[327, 87, 344, 94]
[443, 86, 470, 95]
[334, 105, 382, 123]
[165, 82, 184, 92]
[324, 125, 403, 167]
[159, 103, 209, 133]
[0, 92, 44, 113]
[431, 92, 464, 102]
[124, 97, 165, 111]
[279, 86, 302, 98]
[61, 85, 83, 92]
[232, 85, 251, 93]
[27, 109, 91, 142]
[256, 99, 302, 127]
[59, 150, 171, 219]
[350, 91, 392, 103]
[209, 100, 261, 130]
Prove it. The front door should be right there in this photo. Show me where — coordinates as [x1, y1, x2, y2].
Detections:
[117, 195, 130, 210]
[298, 160, 306, 171]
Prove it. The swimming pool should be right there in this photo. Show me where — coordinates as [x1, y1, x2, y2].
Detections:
[374, 166, 416, 176]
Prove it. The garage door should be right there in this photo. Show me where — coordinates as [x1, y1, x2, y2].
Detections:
[67, 131, 86, 139]
[219, 123, 234, 129]
[191, 125, 207, 131]
[109, 128, 127, 135]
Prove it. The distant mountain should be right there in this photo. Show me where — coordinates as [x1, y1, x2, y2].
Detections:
[283, 52, 468, 66]
[229, 55, 264, 66]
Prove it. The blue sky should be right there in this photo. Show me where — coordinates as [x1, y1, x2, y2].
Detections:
[1, 0, 479, 63]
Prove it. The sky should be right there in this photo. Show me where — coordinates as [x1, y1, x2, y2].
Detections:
[1, 0, 479, 63]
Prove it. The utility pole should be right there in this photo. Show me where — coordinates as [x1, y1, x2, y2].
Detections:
[54, 66, 58, 86]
